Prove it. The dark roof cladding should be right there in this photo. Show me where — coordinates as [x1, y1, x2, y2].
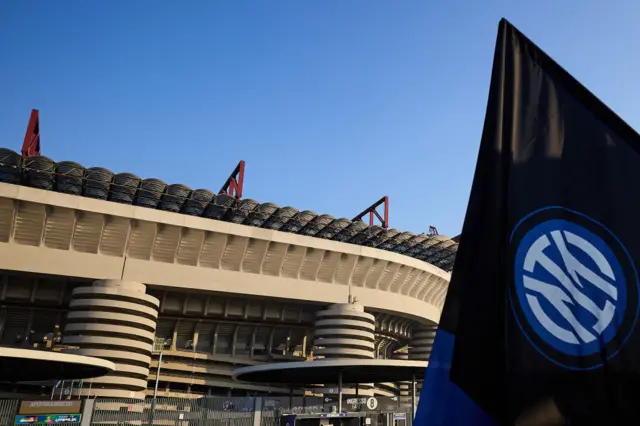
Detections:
[0, 148, 458, 271]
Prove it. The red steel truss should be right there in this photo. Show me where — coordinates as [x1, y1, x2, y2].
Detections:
[352, 196, 389, 229]
[219, 160, 246, 199]
[22, 109, 41, 157]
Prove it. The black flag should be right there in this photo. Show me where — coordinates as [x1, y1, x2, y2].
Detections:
[415, 19, 640, 426]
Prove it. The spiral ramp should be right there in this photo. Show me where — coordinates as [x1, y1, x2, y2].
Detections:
[63, 279, 159, 399]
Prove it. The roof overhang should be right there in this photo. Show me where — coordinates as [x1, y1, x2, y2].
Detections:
[0, 347, 115, 382]
[0, 183, 449, 325]
[233, 359, 428, 385]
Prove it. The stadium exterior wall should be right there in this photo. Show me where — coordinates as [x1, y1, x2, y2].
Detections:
[0, 182, 449, 398]
[0, 183, 449, 324]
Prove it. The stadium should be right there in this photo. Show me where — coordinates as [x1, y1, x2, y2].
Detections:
[0, 110, 456, 401]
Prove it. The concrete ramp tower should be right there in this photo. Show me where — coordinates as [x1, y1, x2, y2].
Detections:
[63, 279, 159, 399]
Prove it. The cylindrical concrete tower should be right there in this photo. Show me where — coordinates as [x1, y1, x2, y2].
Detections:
[63, 279, 159, 399]
[313, 302, 375, 359]
[312, 302, 376, 397]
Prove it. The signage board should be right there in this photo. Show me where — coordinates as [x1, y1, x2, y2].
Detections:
[18, 401, 82, 415]
[15, 414, 82, 424]
[365, 397, 378, 410]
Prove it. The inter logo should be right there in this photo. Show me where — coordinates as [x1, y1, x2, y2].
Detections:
[510, 207, 639, 369]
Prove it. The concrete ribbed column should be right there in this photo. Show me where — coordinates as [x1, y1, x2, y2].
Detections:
[408, 325, 436, 394]
[313, 302, 375, 359]
[63, 280, 159, 399]
[409, 326, 436, 361]
[393, 349, 410, 403]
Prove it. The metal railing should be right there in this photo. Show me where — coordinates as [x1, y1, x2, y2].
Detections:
[90, 397, 256, 425]
[0, 395, 415, 426]
[260, 396, 414, 413]
[259, 396, 415, 426]
[0, 399, 19, 425]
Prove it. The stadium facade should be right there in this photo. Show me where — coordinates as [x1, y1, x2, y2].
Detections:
[0, 131, 456, 400]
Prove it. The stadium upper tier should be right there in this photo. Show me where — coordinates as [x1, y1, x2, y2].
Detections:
[0, 148, 458, 271]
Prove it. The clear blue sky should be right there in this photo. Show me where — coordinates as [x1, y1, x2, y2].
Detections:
[1, 1, 639, 236]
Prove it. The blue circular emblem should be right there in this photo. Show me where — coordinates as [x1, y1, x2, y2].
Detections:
[510, 207, 639, 369]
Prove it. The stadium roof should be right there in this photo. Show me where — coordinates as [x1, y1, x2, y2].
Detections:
[0, 147, 458, 271]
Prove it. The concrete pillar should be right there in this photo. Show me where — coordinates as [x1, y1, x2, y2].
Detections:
[79, 399, 95, 426]
[253, 397, 263, 426]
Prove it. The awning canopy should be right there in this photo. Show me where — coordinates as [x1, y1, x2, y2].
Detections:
[0, 347, 116, 382]
[233, 359, 428, 385]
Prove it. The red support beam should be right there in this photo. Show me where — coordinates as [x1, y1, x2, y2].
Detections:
[219, 160, 245, 199]
[22, 109, 41, 157]
[352, 196, 389, 229]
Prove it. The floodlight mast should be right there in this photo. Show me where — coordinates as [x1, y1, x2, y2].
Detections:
[22, 109, 41, 157]
[352, 196, 389, 229]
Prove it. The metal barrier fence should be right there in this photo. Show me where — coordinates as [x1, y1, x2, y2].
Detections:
[260, 396, 414, 414]
[259, 396, 414, 426]
[0, 399, 19, 425]
[90, 397, 256, 425]
[0, 396, 414, 426]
